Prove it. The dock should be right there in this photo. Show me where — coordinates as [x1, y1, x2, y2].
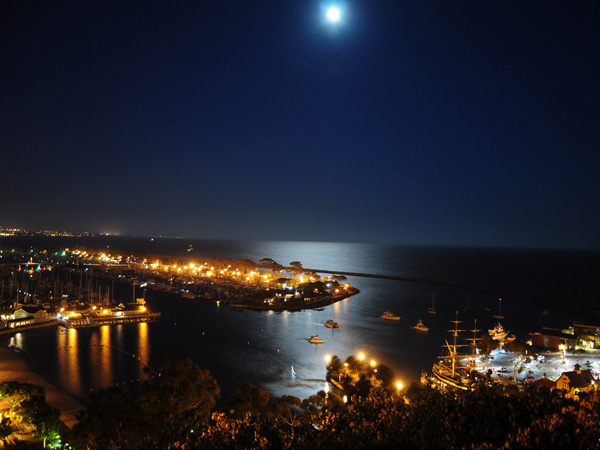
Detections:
[59, 311, 161, 329]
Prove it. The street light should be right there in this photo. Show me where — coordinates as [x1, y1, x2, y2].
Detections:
[559, 343, 567, 361]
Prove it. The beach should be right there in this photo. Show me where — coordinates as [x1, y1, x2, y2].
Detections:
[0, 346, 84, 431]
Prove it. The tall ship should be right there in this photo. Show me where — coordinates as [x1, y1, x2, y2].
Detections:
[425, 312, 483, 391]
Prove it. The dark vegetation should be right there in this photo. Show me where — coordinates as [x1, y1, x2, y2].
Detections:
[69, 356, 600, 449]
[2, 355, 600, 449]
[0, 381, 61, 448]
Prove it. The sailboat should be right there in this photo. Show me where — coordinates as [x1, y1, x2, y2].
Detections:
[428, 312, 481, 391]
[464, 291, 470, 314]
[428, 293, 436, 315]
[493, 298, 504, 319]
[308, 322, 324, 343]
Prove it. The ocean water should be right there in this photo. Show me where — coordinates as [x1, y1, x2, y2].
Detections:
[1, 237, 599, 403]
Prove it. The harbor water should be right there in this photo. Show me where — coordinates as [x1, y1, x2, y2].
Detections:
[1, 237, 599, 403]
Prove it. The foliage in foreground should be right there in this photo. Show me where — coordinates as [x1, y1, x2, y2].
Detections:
[0, 381, 62, 448]
[62, 355, 600, 450]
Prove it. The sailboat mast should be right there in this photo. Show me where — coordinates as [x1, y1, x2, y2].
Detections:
[451, 311, 460, 375]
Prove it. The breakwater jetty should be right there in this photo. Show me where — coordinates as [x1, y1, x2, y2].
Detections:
[305, 268, 600, 318]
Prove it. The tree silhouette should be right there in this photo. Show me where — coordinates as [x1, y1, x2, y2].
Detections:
[71, 356, 220, 450]
[0, 417, 14, 446]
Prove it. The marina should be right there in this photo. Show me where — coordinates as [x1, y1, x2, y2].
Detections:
[1, 237, 599, 404]
[2, 0, 598, 444]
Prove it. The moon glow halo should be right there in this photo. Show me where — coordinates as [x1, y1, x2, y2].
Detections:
[327, 7, 341, 22]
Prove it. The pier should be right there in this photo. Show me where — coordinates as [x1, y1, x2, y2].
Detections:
[59, 311, 161, 328]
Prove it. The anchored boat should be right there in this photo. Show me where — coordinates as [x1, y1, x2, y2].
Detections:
[427, 313, 483, 392]
[308, 335, 324, 344]
[381, 311, 400, 321]
[324, 319, 340, 328]
[488, 323, 510, 343]
[428, 293, 436, 314]
[411, 319, 429, 332]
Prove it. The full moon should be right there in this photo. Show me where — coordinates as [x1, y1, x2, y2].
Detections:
[327, 7, 340, 22]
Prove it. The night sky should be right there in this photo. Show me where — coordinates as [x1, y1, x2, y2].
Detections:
[2, 1, 599, 248]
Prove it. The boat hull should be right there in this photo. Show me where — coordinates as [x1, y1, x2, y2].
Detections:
[431, 363, 476, 391]
[381, 312, 400, 320]
[308, 336, 324, 344]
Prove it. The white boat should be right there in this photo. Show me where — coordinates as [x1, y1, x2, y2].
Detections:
[324, 319, 340, 329]
[381, 311, 400, 321]
[412, 319, 429, 332]
[308, 335, 324, 344]
[488, 323, 509, 341]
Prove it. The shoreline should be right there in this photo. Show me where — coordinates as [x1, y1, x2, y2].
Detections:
[0, 346, 84, 430]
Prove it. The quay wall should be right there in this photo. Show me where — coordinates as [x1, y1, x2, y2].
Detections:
[0, 320, 57, 336]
